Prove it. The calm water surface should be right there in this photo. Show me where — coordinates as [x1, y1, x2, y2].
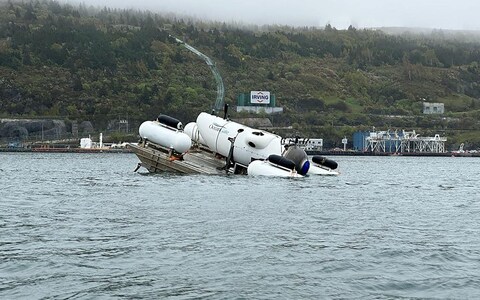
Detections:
[0, 153, 479, 299]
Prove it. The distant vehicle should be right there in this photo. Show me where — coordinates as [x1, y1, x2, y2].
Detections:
[7, 141, 22, 148]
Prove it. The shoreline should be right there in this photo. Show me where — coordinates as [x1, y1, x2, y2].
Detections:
[0, 147, 132, 153]
[1, 147, 478, 157]
[306, 150, 480, 157]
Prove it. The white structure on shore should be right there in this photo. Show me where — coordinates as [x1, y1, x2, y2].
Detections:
[284, 138, 323, 151]
[80, 137, 92, 149]
[423, 102, 445, 114]
[365, 130, 447, 153]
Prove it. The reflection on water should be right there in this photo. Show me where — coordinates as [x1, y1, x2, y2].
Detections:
[1, 153, 479, 299]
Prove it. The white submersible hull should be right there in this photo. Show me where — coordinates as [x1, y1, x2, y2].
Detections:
[131, 112, 339, 177]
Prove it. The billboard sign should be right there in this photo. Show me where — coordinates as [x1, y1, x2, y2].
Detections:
[250, 91, 270, 104]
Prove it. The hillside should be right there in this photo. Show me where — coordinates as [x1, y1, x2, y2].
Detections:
[1, 0, 480, 149]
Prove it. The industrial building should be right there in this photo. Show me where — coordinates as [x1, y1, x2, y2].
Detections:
[353, 130, 447, 153]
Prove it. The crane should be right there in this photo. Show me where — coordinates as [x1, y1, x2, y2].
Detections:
[170, 35, 225, 114]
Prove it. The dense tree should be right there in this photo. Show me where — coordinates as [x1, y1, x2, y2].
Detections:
[0, 0, 479, 148]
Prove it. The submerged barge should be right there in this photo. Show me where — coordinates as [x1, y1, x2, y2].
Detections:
[128, 140, 227, 175]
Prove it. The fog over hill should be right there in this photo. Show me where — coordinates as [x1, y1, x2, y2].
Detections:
[64, 0, 480, 31]
[377, 27, 480, 42]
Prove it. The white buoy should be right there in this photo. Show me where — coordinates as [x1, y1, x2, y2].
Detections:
[139, 121, 192, 154]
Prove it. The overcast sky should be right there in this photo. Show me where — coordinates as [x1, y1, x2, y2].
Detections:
[65, 0, 480, 31]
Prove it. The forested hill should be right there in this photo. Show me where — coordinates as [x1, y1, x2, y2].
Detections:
[1, 0, 480, 148]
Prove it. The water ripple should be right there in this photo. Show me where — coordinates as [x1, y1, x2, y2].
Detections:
[1, 154, 480, 299]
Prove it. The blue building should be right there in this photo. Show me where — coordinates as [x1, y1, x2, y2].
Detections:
[353, 131, 369, 151]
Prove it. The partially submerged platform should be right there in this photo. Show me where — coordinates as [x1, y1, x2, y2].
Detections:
[128, 142, 226, 175]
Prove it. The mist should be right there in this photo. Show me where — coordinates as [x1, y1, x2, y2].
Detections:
[64, 0, 480, 31]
